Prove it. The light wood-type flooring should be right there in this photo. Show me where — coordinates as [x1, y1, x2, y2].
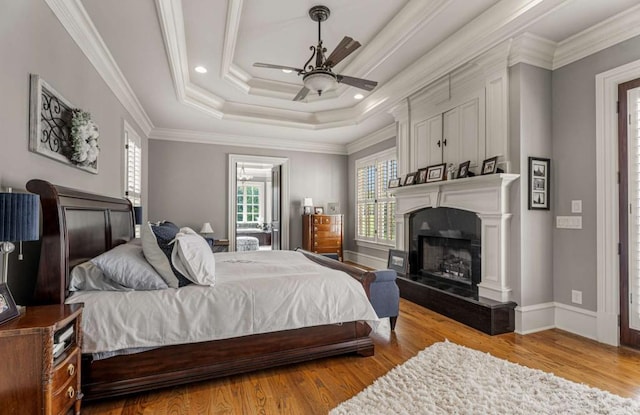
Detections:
[83, 298, 640, 414]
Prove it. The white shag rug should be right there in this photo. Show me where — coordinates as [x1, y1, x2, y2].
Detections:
[330, 341, 640, 415]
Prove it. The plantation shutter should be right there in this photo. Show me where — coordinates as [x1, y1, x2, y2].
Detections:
[125, 132, 142, 207]
[356, 148, 397, 245]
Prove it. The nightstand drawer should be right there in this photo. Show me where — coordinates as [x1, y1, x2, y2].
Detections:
[51, 375, 78, 415]
[52, 347, 80, 393]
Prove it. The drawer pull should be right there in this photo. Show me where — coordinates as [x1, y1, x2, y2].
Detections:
[66, 386, 75, 399]
[67, 363, 75, 377]
[314, 227, 317, 231]
[314, 242, 318, 246]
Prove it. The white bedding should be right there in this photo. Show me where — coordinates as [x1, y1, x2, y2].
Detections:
[66, 250, 379, 354]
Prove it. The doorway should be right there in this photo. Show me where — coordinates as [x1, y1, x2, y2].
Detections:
[228, 155, 289, 252]
[619, 79, 640, 348]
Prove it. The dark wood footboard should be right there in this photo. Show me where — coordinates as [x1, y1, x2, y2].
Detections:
[26, 179, 375, 401]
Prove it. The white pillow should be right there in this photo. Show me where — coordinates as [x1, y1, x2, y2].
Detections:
[69, 261, 132, 291]
[91, 242, 168, 291]
[171, 231, 216, 286]
[141, 222, 180, 288]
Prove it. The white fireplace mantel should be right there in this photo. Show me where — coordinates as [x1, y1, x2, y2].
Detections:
[390, 173, 519, 302]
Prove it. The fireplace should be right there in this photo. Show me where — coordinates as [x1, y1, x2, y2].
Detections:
[419, 235, 480, 286]
[409, 207, 481, 292]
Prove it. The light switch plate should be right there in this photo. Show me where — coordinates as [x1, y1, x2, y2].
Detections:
[571, 290, 583, 304]
[571, 200, 582, 213]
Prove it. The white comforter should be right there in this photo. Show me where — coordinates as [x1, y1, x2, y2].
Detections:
[66, 250, 379, 354]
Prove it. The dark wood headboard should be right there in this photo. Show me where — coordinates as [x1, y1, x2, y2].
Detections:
[26, 179, 135, 305]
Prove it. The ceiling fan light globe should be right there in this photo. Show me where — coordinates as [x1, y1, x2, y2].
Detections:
[303, 71, 336, 95]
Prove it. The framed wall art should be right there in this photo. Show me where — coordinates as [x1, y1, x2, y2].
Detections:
[425, 163, 446, 183]
[387, 249, 409, 277]
[29, 74, 99, 174]
[528, 157, 550, 210]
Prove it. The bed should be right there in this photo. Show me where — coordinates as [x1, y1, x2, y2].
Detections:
[26, 179, 379, 401]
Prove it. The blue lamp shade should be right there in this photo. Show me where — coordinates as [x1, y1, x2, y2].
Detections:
[134, 206, 143, 225]
[0, 193, 40, 242]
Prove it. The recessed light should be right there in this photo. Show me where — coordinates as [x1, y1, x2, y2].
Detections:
[354, 93, 364, 100]
[282, 69, 293, 74]
[194, 66, 208, 74]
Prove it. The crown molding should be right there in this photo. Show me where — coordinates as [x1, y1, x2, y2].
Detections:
[346, 124, 396, 155]
[45, 0, 154, 136]
[220, 0, 250, 94]
[148, 128, 347, 155]
[509, 33, 556, 70]
[552, 3, 640, 70]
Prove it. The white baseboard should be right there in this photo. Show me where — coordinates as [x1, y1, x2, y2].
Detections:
[515, 301, 598, 341]
[344, 250, 387, 270]
[515, 302, 555, 334]
[555, 302, 598, 341]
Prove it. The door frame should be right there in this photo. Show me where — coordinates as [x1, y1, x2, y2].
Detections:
[228, 154, 290, 251]
[596, 57, 640, 346]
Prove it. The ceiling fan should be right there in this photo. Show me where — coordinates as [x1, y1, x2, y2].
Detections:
[253, 5, 378, 101]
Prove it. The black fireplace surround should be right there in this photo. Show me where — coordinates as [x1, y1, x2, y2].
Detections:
[398, 206, 515, 335]
[409, 207, 481, 289]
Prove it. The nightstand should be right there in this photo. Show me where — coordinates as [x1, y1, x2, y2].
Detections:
[0, 304, 83, 415]
[213, 238, 229, 252]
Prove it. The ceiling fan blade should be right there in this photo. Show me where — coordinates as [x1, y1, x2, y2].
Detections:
[253, 62, 303, 74]
[325, 36, 361, 68]
[293, 86, 310, 101]
[336, 74, 378, 91]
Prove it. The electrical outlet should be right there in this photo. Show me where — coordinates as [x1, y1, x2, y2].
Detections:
[571, 290, 582, 305]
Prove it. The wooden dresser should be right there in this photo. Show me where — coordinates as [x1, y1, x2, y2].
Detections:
[302, 214, 344, 261]
[0, 304, 83, 415]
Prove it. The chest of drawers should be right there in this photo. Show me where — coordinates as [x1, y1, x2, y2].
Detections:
[302, 214, 343, 261]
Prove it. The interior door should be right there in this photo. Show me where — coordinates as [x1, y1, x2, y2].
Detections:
[271, 165, 281, 250]
[619, 78, 640, 348]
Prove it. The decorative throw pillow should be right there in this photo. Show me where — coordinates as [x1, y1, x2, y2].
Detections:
[69, 261, 132, 291]
[141, 221, 191, 287]
[90, 242, 168, 290]
[171, 229, 216, 286]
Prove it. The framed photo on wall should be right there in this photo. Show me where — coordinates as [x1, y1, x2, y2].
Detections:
[387, 249, 409, 277]
[528, 157, 550, 210]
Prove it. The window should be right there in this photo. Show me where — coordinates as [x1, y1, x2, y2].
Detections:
[237, 181, 263, 223]
[124, 122, 142, 235]
[356, 148, 397, 245]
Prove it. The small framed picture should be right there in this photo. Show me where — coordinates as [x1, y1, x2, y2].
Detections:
[404, 172, 417, 186]
[0, 283, 19, 325]
[457, 160, 471, 178]
[425, 163, 446, 183]
[416, 168, 428, 184]
[387, 249, 408, 277]
[388, 178, 401, 188]
[327, 202, 340, 214]
[481, 156, 498, 175]
[303, 206, 313, 215]
[528, 157, 550, 210]
[314, 206, 324, 214]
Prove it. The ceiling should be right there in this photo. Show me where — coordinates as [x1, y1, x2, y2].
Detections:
[74, 0, 640, 153]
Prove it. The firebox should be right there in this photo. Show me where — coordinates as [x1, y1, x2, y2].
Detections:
[418, 235, 480, 286]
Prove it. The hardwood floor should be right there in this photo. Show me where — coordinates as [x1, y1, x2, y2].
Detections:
[83, 299, 640, 414]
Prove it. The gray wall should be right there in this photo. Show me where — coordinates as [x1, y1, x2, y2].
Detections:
[0, 1, 148, 303]
[552, 35, 640, 311]
[147, 140, 348, 250]
[346, 137, 396, 258]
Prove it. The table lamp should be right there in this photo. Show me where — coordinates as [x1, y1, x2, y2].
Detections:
[0, 189, 39, 323]
[200, 222, 214, 236]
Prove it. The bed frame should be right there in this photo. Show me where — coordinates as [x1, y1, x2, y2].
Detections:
[26, 179, 376, 401]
